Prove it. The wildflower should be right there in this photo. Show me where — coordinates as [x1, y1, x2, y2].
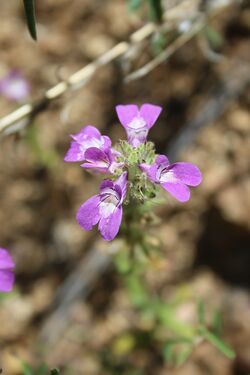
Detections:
[116, 104, 162, 147]
[81, 147, 123, 174]
[140, 155, 202, 202]
[0, 248, 15, 293]
[64, 125, 112, 162]
[0, 70, 30, 102]
[77, 172, 127, 241]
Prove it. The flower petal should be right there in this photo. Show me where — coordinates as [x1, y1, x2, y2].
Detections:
[77, 195, 101, 230]
[71, 125, 101, 142]
[162, 182, 190, 202]
[84, 147, 108, 163]
[116, 105, 138, 128]
[169, 162, 202, 186]
[64, 142, 83, 162]
[0, 248, 15, 270]
[103, 135, 112, 149]
[100, 180, 114, 191]
[98, 207, 122, 241]
[140, 104, 162, 129]
[0, 270, 15, 292]
[115, 171, 128, 200]
[155, 154, 169, 165]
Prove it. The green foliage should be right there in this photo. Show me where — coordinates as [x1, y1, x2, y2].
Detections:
[23, 0, 37, 40]
[127, 0, 163, 23]
[151, 32, 167, 55]
[24, 123, 59, 169]
[196, 301, 235, 360]
[199, 327, 235, 359]
[197, 299, 205, 326]
[163, 338, 194, 366]
[128, 0, 142, 11]
[147, 0, 163, 23]
[21, 364, 59, 375]
[203, 25, 224, 50]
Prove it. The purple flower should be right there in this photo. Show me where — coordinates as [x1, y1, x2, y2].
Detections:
[116, 103, 162, 147]
[64, 125, 112, 163]
[77, 172, 127, 241]
[0, 248, 15, 293]
[0, 70, 30, 102]
[140, 155, 202, 202]
[81, 147, 123, 174]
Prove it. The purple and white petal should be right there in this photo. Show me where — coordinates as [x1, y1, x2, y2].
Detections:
[140, 104, 162, 129]
[115, 105, 138, 129]
[140, 162, 159, 183]
[162, 182, 190, 202]
[103, 136, 112, 149]
[84, 147, 108, 163]
[115, 171, 128, 200]
[81, 147, 111, 172]
[155, 154, 169, 165]
[100, 179, 114, 191]
[98, 207, 123, 241]
[168, 162, 202, 187]
[71, 125, 101, 142]
[139, 163, 151, 174]
[0, 270, 15, 292]
[77, 195, 101, 231]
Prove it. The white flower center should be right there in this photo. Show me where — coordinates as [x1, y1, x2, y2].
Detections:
[80, 138, 103, 153]
[128, 117, 146, 129]
[99, 189, 120, 217]
[157, 166, 176, 183]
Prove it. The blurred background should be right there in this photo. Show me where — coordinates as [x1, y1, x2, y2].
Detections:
[0, 0, 249, 374]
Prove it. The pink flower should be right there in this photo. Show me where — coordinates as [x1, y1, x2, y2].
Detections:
[77, 172, 127, 241]
[116, 104, 162, 147]
[0, 70, 30, 102]
[81, 147, 123, 174]
[140, 155, 202, 202]
[64, 125, 112, 162]
[0, 248, 15, 293]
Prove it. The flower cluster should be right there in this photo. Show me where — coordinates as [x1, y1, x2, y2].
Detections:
[65, 104, 202, 241]
[0, 248, 15, 293]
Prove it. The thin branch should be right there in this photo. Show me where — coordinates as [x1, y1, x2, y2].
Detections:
[125, 18, 204, 83]
[0, 0, 238, 136]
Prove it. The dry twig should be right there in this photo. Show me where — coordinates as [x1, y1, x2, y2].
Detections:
[0, 0, 237, 136]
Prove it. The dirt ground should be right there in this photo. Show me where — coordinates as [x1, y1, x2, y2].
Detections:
[0, 1, 250, 374]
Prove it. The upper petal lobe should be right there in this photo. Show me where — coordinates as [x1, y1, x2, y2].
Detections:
[140, 104, 162, 129]
[116, 105, 138, 128]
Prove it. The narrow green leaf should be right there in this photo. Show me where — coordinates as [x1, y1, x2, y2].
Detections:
[147, 0, 163, 23]
[197, 300, 205, 326]
[163, 340, 193, 366]
[175, 346, 193, 366]
[212, 309, 222, 336]
[23, 0, 37, 40]
[203, 26, 224, 49]
[202, 329, 235, 359]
